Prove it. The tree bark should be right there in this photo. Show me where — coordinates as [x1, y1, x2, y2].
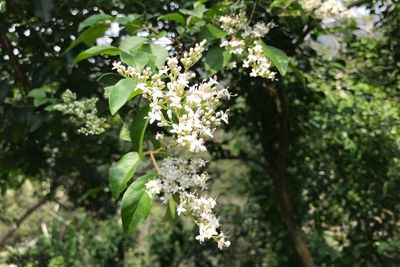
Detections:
[270, 84, 315, 267]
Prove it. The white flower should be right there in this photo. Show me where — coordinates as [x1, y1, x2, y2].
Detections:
[96, 36, 113, 46]
[153, 36, 173, 47]
[243, 42, 276, 80]
[112, 41, 229, 153]
[145, 179, 163, 197]
[105, 22, 121, 37]
[217, 232, 231, 249]
[155, 132, 164, 140]
[96, 22, 121, 45]
[143, 157, 230, 249]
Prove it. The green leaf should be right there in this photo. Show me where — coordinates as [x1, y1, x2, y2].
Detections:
[28, 89, 48, 107]
[0, 1, 6, 13]
[150, 43, 168, 69]
[289, 60, 306, 86]
[108, 79, 141, 115]
[121, 173, 156, 233]
[109, 152, 141, 199]
[97, 73, 121, 88]
[119, 123, 131, 142]
[64, 23, 109, 54]
[199, 24, 227, 42]
[270, 0, 295, 9]
[120, 48, 151, 72]
[119, 36, 147, 52]
[78, 14, 113, 32]
[180, 4, 207, 18]
[130, 105, 150, 159]
[163, 198, 177, 222]
[73, 45, 120, 64]
[205, 46, 231, 76]
[158, 13, 185, 26]
[260, 40, 289, 76]
[115, 13, 142, 25]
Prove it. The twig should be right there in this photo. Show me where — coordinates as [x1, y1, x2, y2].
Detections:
[249, 0, 259, 24]
[0, 193, 52, 247]
[0, 25, 31, 93]
[149, 152, 160, 174]
[291, 18, 315, 53]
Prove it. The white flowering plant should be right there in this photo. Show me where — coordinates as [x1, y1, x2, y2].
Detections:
[63, 2, 295, 251]
[66, 0, 358, 252]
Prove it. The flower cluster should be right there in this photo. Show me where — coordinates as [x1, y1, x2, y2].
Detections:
[145, 157, 231, 249]
[300, 0, 366, 21]
[96, 22, 121, 46]
[243, 42, 276, 80]
[218, 12, 277, 79]
[112, 40, 231, 153]
[53, 90, 106, 135]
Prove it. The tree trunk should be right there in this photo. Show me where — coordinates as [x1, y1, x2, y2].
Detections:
[253, 80, 315, 267]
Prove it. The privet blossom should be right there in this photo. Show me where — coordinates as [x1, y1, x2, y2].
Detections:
[53, 90, 106, 135]
[299, 0, 366, 21]
[112, 40, 231, 249]
[145, 157, 231, 249]
[112, 40, 231, 153]
[219, 12, 277, 80]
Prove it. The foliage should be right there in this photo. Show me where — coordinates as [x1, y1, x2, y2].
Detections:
[1, 0, 399, 266]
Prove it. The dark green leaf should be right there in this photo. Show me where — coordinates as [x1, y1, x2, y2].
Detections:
[260, 40, 289, 76]
[121, 173, 156, 233]
[119, 123, 131, 142]
[34, 0, 54, 22]
[78, 14, 113, 32]
[163, 198, 177, 222]
[73, 45, 120, 64]
[28, 89, 48, 107]
[205, 46, 231, 76]
[108, 79, 141, 115]
[97, 73, 121, 88]
[109, 152, 141, 199]
[199, 24, 227, 42]
[130, 105, 150, 159]
[159, 13, 185, 26]
[64, 23, 109, 54]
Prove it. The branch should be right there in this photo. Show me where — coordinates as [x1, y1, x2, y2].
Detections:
[0, 193, 52, 247]
[249, 0, 259, 24]
[149, 152, 161, 174]
[291, 18, 315, 53]
[0, 25, 31, 93]
[271, 82, 315, 267]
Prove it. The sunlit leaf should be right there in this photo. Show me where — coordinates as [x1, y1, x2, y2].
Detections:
[108, 78, 141, 115]
[73, 45, 119, 64]
[109, 152, 141, 199]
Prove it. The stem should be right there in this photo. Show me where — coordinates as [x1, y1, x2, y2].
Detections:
[249, 0, 259, 24]
[149, 152, 161, 174]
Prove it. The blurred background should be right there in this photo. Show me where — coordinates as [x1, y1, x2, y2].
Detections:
[0, 0, 399, 266]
